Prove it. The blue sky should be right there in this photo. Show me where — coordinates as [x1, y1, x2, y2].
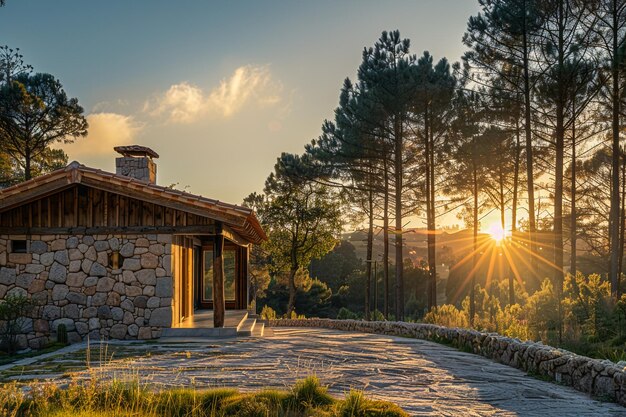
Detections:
[0, 0, 479, 224]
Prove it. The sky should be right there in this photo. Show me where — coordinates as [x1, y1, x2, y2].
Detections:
[0, 0, 480, 228]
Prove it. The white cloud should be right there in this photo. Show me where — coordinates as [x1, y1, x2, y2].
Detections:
[143, 82, 205, 124]
[62, 112, 143, 159]
[144, 65, 283, 123]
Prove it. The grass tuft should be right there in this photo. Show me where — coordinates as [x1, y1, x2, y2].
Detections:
[285, 375, 334, 410]
[339, 390, 408, 417]
[0, 377, 408, 417]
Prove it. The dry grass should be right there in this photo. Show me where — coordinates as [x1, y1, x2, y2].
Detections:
[0, 375, 408, 417]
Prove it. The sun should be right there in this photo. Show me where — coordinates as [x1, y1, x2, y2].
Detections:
[486, 222, 507, 244]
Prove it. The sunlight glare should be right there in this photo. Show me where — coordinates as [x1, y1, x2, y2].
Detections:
[486, 222, 507, 244]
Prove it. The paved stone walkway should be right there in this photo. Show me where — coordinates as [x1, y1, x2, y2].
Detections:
[4, 328, 626, 416]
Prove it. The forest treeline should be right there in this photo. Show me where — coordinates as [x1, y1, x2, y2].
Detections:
[248, 0, 626, 353]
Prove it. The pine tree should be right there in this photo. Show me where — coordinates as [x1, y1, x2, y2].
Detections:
[410, 52, 458, 310]
[358, 31, 416, 320]
[464, 0, 545, 273]
[0, 72, 87, 180]
[586, 0, 626, 298]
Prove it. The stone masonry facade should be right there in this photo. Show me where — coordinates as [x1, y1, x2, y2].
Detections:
[271, 318, 626, 407]
[0, 234, 173, 350]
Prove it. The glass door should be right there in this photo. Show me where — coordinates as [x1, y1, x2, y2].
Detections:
[223, 250, 237, 301]
[202, 249, 214, 305]
[200, 246, 237, 308]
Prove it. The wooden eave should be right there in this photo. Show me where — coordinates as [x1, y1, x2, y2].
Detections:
[0, 162, 267, 244]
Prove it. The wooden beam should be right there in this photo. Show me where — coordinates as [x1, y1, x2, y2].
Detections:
[213, 224, 226, 328]
[222, 224, 250, 246]
[0, 225, 216, 235]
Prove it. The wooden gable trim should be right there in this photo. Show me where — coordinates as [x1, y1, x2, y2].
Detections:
[79, 176, 247, 228]
[0, 163, 265, 244]
[0, 179, 74, 212]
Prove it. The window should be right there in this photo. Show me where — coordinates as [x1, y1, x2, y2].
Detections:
[223, 250, 236, 301]
[109, 251, 122, 269]
[203, 249, 214, 302]
[202, 247, 237, 303]
[11, 240, 27, 254]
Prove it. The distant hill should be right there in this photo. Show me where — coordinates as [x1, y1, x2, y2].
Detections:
[342, 227, 494, 266]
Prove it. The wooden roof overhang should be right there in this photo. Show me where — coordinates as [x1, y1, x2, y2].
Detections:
[0, 162, 266, 245]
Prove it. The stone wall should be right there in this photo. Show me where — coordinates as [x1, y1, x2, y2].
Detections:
[0, 234, 174, 349]
[270, 318, 626, 406]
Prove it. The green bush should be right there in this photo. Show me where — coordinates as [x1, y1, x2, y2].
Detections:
[57, 323, 68, 345]
[370, 309, 385, 321]
[260, 305, 277, 320]
[0, 294, 33, 354]
[424, 304, 468, 328]
[337, 307, 358, 320]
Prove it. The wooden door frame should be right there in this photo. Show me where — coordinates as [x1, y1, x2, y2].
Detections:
[197, 239, 243, 310]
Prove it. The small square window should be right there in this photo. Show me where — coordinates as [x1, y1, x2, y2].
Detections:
[11, 240, 27, 254]
[109, 251, 122, 269]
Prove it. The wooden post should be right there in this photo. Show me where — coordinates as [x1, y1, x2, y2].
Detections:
[213, 225, 226, 328]
[245, 245, 250, 310]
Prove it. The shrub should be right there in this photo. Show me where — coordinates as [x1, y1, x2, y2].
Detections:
[57, 324, 68, 345]
[404, 297, 423, 321]
[260, 305, 277, 320]
[423, 304, 468, 328]
[0, 294, 33, 353]
[370, 309, 385, 321]
[288, 310, 306, 319]
[337, 307, 358, 320]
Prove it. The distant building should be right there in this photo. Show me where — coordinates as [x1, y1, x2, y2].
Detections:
[0, 146, 265, 349]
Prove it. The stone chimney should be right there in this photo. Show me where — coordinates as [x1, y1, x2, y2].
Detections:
[114, 145, 159, 184]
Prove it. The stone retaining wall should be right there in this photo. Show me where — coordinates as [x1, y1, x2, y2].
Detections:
[270, 318, 626, 406]
[0, 234, 174, 349]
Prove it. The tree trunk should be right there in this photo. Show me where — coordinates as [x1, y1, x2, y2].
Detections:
[522, 0, 537, 275]
[617, 153, 626, 299]
[424, 108, 434, 310]
[553, 2, 565, 345]
[500, 169, 506, 233]
[571, 101, 577, 275]
[512, 120, 521, 234]
[394, 114, 404, 320]
[365, 187, 374, 320]
[429, 129, 438, 309]
[610, 3, 621, 299]
[287, 267, 298, 316]
[24, 149, 32, 181]
[383, 148, 390, 319]
[471, 157, 478, 327]
[510, 119, 521, 306]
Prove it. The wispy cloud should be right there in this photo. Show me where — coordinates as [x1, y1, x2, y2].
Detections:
[143, 65, 283, 123]
[62, 112, 143, 160]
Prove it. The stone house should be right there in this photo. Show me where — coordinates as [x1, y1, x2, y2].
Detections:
[0, 146, 265, 349]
